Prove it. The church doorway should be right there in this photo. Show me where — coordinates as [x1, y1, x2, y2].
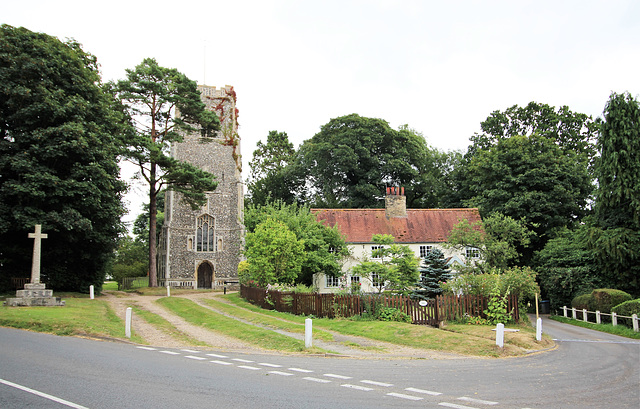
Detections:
[197, 262, 213, 289]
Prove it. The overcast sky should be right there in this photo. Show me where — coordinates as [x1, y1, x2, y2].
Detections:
[4, 0, 640, 226]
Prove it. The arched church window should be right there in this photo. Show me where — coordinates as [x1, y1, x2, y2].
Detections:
[196, 214, 215, 252]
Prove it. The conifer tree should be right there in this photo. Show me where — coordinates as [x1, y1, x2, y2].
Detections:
[412, 248, 452, 300]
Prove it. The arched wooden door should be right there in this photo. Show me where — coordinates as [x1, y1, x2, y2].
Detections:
[197, 262, 213, 289]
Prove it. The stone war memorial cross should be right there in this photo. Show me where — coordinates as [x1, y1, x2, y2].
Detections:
[4, 224, 65, 307]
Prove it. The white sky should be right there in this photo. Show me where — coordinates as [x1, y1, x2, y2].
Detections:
[4, 0, 640, 227]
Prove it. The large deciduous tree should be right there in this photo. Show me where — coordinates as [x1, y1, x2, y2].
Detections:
[247, 130, 301, 206]
[244, 201, 348, 285]
[464, 134, 591, 259]
[295, 114, 446, 208]
[115, 58, 220, 287]
[0, 25, 127, 292]
[590, 92, 640, 295]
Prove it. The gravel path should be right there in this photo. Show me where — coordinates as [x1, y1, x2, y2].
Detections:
[103, 291, 464, 359]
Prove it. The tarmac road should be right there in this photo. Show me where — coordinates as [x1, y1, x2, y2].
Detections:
[0, 315, 638, 408]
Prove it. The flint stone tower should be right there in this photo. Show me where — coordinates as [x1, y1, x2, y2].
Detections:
[157, 85, 243, 289]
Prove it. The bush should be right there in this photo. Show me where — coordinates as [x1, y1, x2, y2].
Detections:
[612, 299, 640, 327]
[571, 293, 592, 310]
[375, 307, 412, 323]
[589, 289, 632, 314]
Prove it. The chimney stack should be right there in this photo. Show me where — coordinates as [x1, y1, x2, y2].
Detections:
[385, 186, 407, 218]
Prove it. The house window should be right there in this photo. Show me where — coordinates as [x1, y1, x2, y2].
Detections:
[196, 214, 215, 252]
[371, 245, 384, 258]
[466, 247, 480, 259]
[326, 275, 339, 288]
[371, 273, 382, 287]
[350, 276, 360, 286]
[419, 245, 433, 259]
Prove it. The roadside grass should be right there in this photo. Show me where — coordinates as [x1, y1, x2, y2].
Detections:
[156, 297, 329, 354]
[222, 293, 545, 357]
[0, 296, 144, 343]
[549, 315, 640, 339]
[102, 281, 118, 291]
[201, 297, 335, 342]
[129, 303, 210, 347]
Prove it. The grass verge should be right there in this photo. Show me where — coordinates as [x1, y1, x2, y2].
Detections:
[130, 304, 210, 347]
[0, 296, 144, 343]
[549, 315, 640, 339]
[156, 297, 329, 354]
[222, 293, 549, 357]
[201, 297, 335, 342]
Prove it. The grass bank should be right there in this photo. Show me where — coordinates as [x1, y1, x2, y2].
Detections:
[221, 293, 552, 357]
[0, 296, 144, 343]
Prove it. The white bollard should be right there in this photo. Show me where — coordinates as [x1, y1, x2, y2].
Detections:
[583, 309, 588, 323]
[536, 317, 542, 341]
[612, 312, 617, 326]
[562, 306, 568, 318]
[89, 285, 94, 300]
[125, 307, 132, 338]
[495, 323, 504, 348]
[305, 318, 313, 348]
[572, 307, 576, 320]
[633, 314, 639, 332]
[167, 284, 171, 297]
[596, 310, 601, 324]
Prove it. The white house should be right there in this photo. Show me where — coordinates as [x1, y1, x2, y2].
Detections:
[312, 187, 482, 293]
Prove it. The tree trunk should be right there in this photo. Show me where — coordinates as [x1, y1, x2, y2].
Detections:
[148, 162, 158, 287]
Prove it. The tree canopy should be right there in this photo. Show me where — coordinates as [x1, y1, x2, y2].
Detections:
[294, 114, 447, 208]
[0, 25, 127, 292]
[115, 58, 220, 286]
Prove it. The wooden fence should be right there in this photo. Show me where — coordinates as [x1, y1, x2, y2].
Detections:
[240, 285, 519, 326]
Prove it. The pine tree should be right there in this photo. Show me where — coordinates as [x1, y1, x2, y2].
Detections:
[412, 248, 452, 300]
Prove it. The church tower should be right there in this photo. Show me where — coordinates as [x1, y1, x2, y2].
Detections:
[157, 85, 243, 288]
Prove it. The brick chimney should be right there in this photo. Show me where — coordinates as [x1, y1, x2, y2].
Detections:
[385, 187, 407, 218]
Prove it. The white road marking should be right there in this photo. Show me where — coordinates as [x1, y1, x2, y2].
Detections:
[238, 365, 261, 370]
[387, 392, 423, 401]
[361, 380, 393, 387]
[458, 396, 498, 405]
[405, 387, 442, 396]
[268, 371, 294, 376]
[184, 355, 206, 361]
[181, 349, 200, 353]
[0, 378, 89, 409]
[439, 402, 478, 409]
[159, 350, 180, 355]
[259, 363, 282, 368]
[324, 373, 352, 379]
[210, 360, 233, 365]
[136, 346, 157, 351]
[206, 353, 228, 358]
[232, 358, 254, 363]
[288, 368, 313, 373]
[341, 384, 374, 391]
[303, 377, 331, 383]
[553, 338, 640, 345]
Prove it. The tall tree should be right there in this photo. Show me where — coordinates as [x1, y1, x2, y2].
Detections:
[465, 134, 591, 259]
[0, 25, 127, 292]
[244, 201, 348, 285]
[590, 92, 640, 295]
[247, 130, 300, 206]
[115, 58, 220, 286]
[295, 114, 443, 208]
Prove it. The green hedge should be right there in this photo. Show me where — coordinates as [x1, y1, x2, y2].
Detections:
[612, 299, 640, 327]
[589, 289, 632, 313]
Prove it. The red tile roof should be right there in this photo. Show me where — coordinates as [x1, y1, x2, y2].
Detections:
[311, 208, 481, 243]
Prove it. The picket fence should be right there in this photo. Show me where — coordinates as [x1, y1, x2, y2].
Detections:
[240, 285, 519, 326]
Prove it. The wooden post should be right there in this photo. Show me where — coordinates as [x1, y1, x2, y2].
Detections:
[572, 307, 577, 319]
[596, 310, 601, 324]
[612, 312, 617, 326]
[562, 306, 568, 317]
[583, 309, 588, 323]
[633, 314, 638, 332]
